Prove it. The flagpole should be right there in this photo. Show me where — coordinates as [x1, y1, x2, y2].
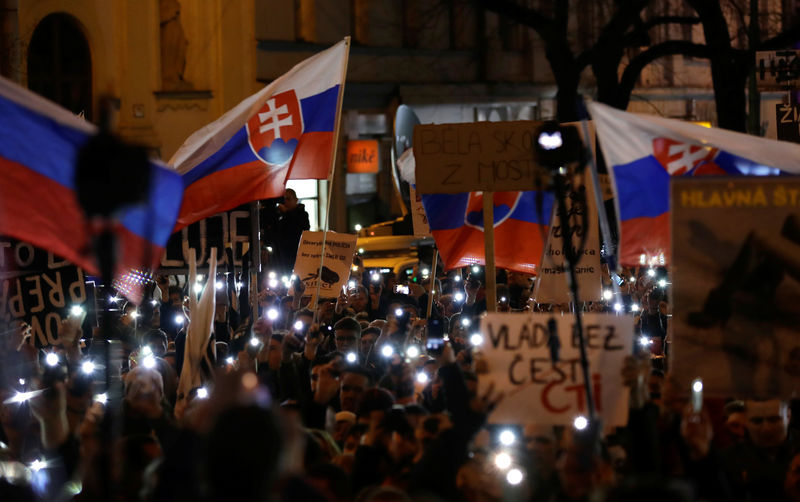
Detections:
[483, 192, 497, 312]
[313, 37, 350, 319]
[426, 249, 438, 318]
[249, 201, 261, 319]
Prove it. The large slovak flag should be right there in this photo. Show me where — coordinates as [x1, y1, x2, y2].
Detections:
[170, 39, 348, 230]
[588, 102, 800, 265]
[423, 191, 554, 274]
[0, 76, 183, 287]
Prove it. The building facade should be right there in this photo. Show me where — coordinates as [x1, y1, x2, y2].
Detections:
[0, 0, 792, 234]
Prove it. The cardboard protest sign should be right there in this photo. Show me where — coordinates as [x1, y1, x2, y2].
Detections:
[478, 312, 633, 426]
[671, 177, 800, 398]
[413, 120, 548, 193]
[1, 239, 93, 347]
[409, 186, 431, 237]
[292, 231, 357, 298]
[534, 169, 602, 304]
[160, 207, 251, 273]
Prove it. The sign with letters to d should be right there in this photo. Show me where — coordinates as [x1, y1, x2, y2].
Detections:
[1, 239, 91, 347]
[292, 231, 357, 298]
[413, 120, 548, 193]
[478, 313, 633, 426]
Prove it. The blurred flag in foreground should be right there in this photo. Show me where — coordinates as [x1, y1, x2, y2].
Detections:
[170, 38, 349, 230]
[422, 191, 554, 274]
[0, 75, 183, 293]
[589, 102, 800, 266]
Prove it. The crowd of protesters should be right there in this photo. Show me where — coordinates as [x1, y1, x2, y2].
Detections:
[0, 254, 798, 502]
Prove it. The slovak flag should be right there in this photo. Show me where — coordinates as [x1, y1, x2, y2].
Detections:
[170, 39, 349, 230]
[0, 75, 183, 287]
[422, 190, 554, 274]
[589, 102, 800, 265]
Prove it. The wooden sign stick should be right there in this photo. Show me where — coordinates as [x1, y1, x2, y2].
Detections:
[483, 192, 497, 312]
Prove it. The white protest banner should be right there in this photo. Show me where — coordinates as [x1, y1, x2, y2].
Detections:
[409, 186, 432, 237]
[292, 231, 357, 298]
[534, 173, 602, 303]
[478, 312, 633, 426]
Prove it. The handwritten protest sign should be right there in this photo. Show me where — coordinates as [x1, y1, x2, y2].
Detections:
[160, 208, 251, 273]
[293, 231, 357, 298]
[671, 177, 800, 398]
[478, 313, 633, 426]
[1, 239, 92, 347]
[534, 166, 602, 304]
[413, 120, 549, 193]
[409, 186, 431, 237]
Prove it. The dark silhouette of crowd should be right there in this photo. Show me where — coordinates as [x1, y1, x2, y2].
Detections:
[1, 261, 798, 502]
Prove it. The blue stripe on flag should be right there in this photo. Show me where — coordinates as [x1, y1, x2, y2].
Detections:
[423, 193, 469, 231]
[300, 85, 339, 132]
[614, 156, 670, 220]
[120, 163, 184, 243]
[182, 128, 258, 186]
[0, 94, 89, 189]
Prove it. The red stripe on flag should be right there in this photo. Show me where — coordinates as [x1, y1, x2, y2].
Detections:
[288, 131, 334, 180]
[619, 213, 670, 266]
[0, 157, 96, 273]
[432, 219, 548, 275]
[176, 160, 289, 231]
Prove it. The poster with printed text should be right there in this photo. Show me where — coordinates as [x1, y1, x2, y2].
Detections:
[671, 177, 800, 398]
[478, 313, 633, 426]
[292, 231, 357, 298]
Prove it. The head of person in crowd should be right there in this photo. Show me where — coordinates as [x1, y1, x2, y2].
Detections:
[318, 298, 336, 324]
[334, 317, 361, 355]
[340, 365, 373, 413]
[356, 387, 395, 424]
[724, 400, 747, 443]
[167, 285, 183, 306]
[333, 411, 356, 445]
[525, 424, 560, 480]
[143, 328, 168, 357]
[266, 333, 284, 371]
[360, 326, 380, 357]
[744, 398, 791, 449]
[282, 187, 299, 211]
[349, 285, 370, 313]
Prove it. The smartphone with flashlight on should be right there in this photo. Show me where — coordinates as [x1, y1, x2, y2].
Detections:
[425, 318, 445, 356]
[395, 284, 410, 295]
[691, 378, 703, 414]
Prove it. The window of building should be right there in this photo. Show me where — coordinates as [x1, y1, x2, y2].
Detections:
[286, 179, 322, 230]
[27, 13, 92, 118]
